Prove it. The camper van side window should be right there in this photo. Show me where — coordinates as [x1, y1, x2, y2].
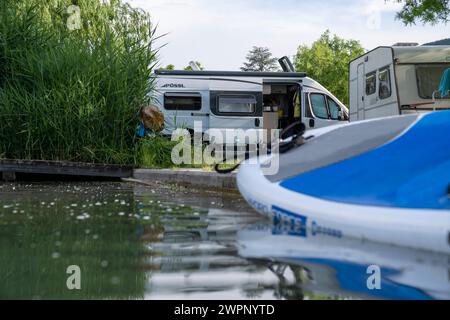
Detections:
[164, 93, 202, 111]
[217, 95, 256, 114]
[327, 97, 341, 120]
[365, 72, 376, 96]
[378, 67, 392, 100]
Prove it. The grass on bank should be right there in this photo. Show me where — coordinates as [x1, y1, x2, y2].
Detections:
[136, 133, 245, 171]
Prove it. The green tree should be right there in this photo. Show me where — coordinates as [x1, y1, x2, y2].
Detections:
[394, 0, 450, 24]
[294, 30, 365, 106]
[164, 64, 175, 70]
[241, 47, 279, 72]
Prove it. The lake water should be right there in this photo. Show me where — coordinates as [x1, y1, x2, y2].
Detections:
[0, 182, 448, 300]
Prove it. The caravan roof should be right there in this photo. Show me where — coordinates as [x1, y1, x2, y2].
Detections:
[155, 69, 307, 78]
[393, 46, 450, 64]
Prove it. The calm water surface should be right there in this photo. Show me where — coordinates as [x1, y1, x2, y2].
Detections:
[0, 182, 448, 300]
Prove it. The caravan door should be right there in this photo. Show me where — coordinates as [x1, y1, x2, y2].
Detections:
[357, 63, 366, 121]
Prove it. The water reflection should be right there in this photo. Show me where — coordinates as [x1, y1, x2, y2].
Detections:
[0, 182, 448, 300]
[137, 191, 265, 300]
[237, 222, 450, 300]
[0, 182, 265, 300]
[0, 182, 145, 299]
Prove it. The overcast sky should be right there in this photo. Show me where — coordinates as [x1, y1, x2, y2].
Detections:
[126, 0, 450, 70]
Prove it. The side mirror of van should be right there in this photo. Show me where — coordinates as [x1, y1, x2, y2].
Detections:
[338, 109, 344, 120]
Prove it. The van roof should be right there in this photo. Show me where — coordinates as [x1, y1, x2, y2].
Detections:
[393, 46, 450, 64]
[155, 69, 307, 78]
[350, 45, 450, 66]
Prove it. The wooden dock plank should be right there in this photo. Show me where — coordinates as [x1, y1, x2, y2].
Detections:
[0, 159, 133, 180]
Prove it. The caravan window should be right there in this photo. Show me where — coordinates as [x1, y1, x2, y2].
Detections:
[365, 72, 376, 95]
[218, 95, 256, 114]
[416, 64, 450, 99]
[164, 93, 202, 111]
[310, 94, 329, 119]
[378, 67, 392, 99]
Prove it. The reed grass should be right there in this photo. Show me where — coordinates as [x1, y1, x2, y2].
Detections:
[0, 0, 158, 165]
[136, 134, 178, 169]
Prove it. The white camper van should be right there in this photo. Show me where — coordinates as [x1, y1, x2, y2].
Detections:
[349, 45, 450, 121]
[154, 60, 349, 143]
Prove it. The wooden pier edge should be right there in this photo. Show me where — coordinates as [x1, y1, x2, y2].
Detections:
[0, 159, 133, 181]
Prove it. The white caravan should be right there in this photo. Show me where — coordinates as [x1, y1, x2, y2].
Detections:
[154, 63, 349, 143]
[349, 45, 450, 121]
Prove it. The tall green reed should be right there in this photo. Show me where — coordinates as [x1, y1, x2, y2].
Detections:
[0, 0, 158, 165]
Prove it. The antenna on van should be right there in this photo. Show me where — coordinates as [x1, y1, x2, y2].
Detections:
[279, 56, 296, 73]
[188, 61, 202, 71]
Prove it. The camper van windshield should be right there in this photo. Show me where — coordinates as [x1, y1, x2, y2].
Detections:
[416, 64, 450, 99]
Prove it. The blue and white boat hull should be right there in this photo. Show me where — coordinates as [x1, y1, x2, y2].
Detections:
[238, 111, 450, 253]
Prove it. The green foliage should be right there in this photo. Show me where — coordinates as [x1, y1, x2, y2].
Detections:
[0, 0, 158, 165]
[394, 0, 450, 24]
[241, 46, 279, 72]
[294, 30, 365, 106]
[163, 64, 175, 70]
[136, 134, 177, 168]
[158, 62, 205, 71]
[137, 132, 237, 170]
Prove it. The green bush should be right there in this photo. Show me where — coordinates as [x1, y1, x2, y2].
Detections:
[136, 134, 178, 169]
[0, 0, 157, 165]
